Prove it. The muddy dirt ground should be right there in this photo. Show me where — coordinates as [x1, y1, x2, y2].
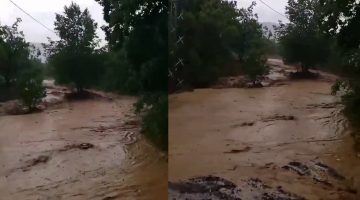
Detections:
[0, 85, 167, 200]
[169, 59, 360, 200]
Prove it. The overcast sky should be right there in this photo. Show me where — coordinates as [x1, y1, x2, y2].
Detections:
[0, 0, 106, 44]
[237, 0, 289, 23]
[0, 0, 288, 44]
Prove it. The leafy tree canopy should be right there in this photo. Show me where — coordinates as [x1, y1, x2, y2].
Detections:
[96, 0, 167, 94]
[0, 18, 31, 87]
[54, 2, 98, 52]
[320, 0, 360, 50]
[276, 0, 331, 72]
[174, 0, 267, 87]
[320, 0, 360, 124]
[46, 2, 102, 91]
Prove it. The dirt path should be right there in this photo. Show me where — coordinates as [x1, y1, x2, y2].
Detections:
[0, 92, 167, 199]
[169, 59, 360, 199]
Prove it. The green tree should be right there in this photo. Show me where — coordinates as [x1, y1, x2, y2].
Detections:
[236, 5, 269, 84]
[46, 2, 101, 92]
[276, 0, 330, 73]
[96, 0, 167, 93]
[0, 18, 31, 87]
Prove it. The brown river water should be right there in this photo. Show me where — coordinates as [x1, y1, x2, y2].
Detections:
[169, 60, 360, 199]
[0, 88, 167, 199]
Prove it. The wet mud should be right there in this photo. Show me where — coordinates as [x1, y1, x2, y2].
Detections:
[0, 83, 167, 200]
[169, 59, 360, 200]
[169, 176, 306, 200]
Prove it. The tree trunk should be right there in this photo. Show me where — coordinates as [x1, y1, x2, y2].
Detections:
[5, 76, 11, 88]
[5, 54, 12, 87]
[301, 64, 309, 73]
[76, 85, 83, 93]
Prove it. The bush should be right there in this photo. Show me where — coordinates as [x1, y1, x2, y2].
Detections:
[242, 48, 268, 84]
[136, 94, 168, 151]
[17, 68, 46, 112]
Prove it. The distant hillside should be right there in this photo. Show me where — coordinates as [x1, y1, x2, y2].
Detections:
[261, 22, 278, 37]
[30, 42, 47, 63]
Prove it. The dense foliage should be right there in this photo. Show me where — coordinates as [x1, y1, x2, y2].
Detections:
[0, 18, 32, 87]
[100, 50, 139, 94]
[96, 0, 168, 150]
[320, 0, 360, 127]
[170, 0, 268, 88]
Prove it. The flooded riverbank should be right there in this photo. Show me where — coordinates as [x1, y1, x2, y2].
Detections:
[0, 88, 167, 199]
[169, 60, 360, 199]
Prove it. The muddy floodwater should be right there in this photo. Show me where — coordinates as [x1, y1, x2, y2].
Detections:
[169, 60, 360, 199]
[0, 91, 167, 199]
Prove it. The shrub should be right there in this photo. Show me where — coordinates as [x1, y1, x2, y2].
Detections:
[242, 48, 268, 84]
[17, 68, 46, 112]
[136, 94, 168, 151]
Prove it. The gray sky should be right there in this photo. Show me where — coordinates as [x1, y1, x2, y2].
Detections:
[0, 0, 288, 44]
[237, 0, 289, 23]
[0, 0, 106, 44]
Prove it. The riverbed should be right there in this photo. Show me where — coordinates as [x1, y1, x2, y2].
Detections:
[169, 60, 360, 199]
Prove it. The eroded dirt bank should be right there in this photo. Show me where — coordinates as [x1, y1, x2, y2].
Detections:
[169, 59, 360, 199]
[0, 89, 167, 199]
